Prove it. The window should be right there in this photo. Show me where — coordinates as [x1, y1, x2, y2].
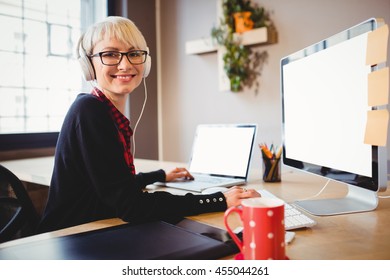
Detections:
[0, 0, 106, 149]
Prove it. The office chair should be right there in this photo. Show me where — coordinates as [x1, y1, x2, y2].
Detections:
[0, 164, 40, 243]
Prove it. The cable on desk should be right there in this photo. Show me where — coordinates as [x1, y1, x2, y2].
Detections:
[298, 179, 331, 201]
[378, 175, 390, 198]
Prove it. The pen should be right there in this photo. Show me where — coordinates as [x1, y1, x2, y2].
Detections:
[259, 144, 273, 159]
[260, 143, 282, 182]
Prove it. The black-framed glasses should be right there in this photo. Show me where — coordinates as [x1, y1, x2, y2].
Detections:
[90, 50, 148, 66]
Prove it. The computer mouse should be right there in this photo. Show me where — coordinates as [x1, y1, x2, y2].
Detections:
[201, 187, 229, 194]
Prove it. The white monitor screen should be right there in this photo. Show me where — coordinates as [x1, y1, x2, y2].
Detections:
[189, 125, 256, 177]
[281, 18, 388, 194]
[280, 18, 388, 216]
[283, 33, 372, 177]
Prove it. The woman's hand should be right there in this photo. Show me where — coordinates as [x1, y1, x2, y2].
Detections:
[223, 186, 261, 208]
[165, 167, 194, 182]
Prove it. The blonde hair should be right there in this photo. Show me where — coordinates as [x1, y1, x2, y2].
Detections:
[80, 16, 147, 56]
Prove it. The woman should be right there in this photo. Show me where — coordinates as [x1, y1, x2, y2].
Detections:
[38, 16, 259, 233]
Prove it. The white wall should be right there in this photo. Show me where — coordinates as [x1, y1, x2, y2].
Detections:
[159, 0, 390, 171]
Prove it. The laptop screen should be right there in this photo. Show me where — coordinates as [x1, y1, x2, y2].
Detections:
[189, 124, 257, 178]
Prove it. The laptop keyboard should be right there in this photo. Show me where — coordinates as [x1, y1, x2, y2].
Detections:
[194, 175, 241, 184]
[258, 189, 317, 230]
[159, 175, 245, 193]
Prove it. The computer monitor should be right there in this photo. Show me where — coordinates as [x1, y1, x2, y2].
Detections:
[281, 18, 388, 216]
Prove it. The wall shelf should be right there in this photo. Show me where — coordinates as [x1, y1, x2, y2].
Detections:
[185, 26, 277, 91]
[185, 27, 277, 55]
[184, 0, 278, 91]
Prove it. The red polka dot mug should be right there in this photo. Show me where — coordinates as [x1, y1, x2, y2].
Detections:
[224, 197, 286, 260]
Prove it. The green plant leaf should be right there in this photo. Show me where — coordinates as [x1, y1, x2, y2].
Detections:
[210, 0, 274, 93]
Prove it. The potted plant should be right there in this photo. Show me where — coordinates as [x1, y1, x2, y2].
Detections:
[211, 0, 273, 92]
[233, 11, 253, 33]
[223, 0, 270, 32]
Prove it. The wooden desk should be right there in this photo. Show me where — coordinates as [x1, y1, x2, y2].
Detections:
[0, 156, 185, 187]
[0, 157, 188, 214]
[1, 157, 390, 259]
[0, 156, 54, 186]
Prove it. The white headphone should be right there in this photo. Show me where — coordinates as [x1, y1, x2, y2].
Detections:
[77, 36, 152, 81]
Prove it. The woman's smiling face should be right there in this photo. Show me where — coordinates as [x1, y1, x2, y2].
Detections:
[91, 36, 145, 100]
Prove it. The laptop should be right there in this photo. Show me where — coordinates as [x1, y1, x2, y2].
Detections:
[155, 124, 257, 192]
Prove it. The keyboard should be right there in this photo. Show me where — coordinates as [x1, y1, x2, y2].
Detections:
[193, 175, 238, 184]
[155, 174, 245, 193]
[258, 189, 317, 230]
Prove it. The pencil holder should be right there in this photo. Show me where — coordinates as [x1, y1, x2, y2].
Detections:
[262, 157, 281, 182]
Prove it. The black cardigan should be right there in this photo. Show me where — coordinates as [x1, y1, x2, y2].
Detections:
[38, 94, 227, 233]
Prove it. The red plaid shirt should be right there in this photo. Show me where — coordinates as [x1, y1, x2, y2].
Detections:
[92, 88, 136, 174]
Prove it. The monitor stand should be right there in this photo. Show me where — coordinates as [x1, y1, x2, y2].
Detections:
[293, 184, 378, 216]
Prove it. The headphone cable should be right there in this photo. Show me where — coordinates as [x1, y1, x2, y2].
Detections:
[132, 78, 148, 158]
